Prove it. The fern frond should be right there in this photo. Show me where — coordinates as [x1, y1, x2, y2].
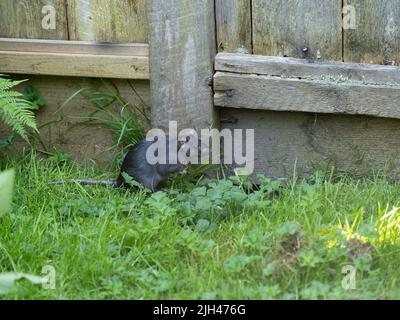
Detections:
[0, 76, 38, 141]
[0, 77, 27, 91]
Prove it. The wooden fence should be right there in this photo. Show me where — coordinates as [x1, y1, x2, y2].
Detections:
[1, 0, 400, 177]
[0, 0, 150, 164]
[215, 0, 400, 178]
[216, 0, 400, 65]
[0, 0, 148, 42]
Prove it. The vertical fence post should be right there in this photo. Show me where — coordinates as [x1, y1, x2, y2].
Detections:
[149, 0, 217, 132]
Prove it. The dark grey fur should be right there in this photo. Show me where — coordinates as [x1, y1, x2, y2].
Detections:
[116, 136, 186, 190]
[50, 134, 206, 191]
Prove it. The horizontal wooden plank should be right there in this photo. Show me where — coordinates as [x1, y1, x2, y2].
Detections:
[215, 53, 400, 85]
[214, 71, 400, 119]
[221, 108, 400, 179]
[0, 51, 149, 79]
[0, 38, 149, 79]
[0, 38, 149, 56]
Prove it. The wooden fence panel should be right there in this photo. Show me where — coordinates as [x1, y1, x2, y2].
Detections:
[0, 39, 149, 79]
[214, 53, 400, 119]
[221, 108, 400, 180]
[344, 0, 400, 66]
[67, 0, 148, 43]
[215, 53, 400, 84]
[215, 71, 400, 119]
[0, 75, 151, 165]
[0, 0, 68, 39]
[215, 0, 252, 53]
[252, 0, 342, 60]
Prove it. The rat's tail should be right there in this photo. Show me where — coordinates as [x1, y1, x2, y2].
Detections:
[49, 179, 116, 186]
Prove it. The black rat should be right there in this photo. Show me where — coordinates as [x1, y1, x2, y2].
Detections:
[50, 133, 209, 191]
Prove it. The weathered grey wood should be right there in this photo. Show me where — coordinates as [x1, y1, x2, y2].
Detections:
[215, 53, 400, 85]
[215, 0, 252, 53]
[344, 0, 400, 66]
[0, 51, 149, 79]
[0, 38, 149, 79]
[252, 0, 342, 60]
[0, 0, 68, 40]
[221, 108, 400, 179]
[214, 71, 400, 119]
[0, 75, 151, 165]
[67, 0, 148, 43]
[149, 0, 216, 131]
[0, 38, 149, 56]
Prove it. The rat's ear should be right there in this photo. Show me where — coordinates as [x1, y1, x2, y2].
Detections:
[178, 128, 196, 144]
[177, 136, 187, 147]
[178, 136, 187, 144]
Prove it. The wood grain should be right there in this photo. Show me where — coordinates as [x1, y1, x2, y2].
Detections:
[215, 0, 252, 53]
[67, 0, 148, 43]
[221, 108, 400, 179]
[0, 0, 68, 39]
[252, 0, 342, 60]
[149, 0, 217, 131]
[0, 38, 149, 56]
[215, 53, 400, 84]
[214, 71, 400, 119]
[344, 0, 400, 66]
[0, 51, 149, 79]
[0, 75, 151, 165]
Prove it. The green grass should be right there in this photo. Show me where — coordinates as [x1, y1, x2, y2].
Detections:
[1, 152, 400, 299]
